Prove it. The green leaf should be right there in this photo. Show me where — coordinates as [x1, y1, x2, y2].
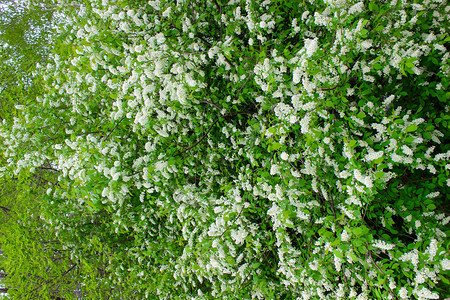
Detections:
[353, 228, 362, 237]
[349, 252, 359, 262]
[238, 65, 245, 75]
[406, 61, 415, 68]
[360, 29, 368, 37]
[330, 238, 340, 247]
[373, 156, 384, 164]
[405, 124, 418, 132]
[373, 63, 382, 70]
[348, 140, 357, 148]
[272, 142, 281, 151]
[284, 222, 295, 228]
[369, 2, 378, 11]
[405, 136, 415, 143]
[375, 171, 385, 179]
[357, 112, 366, 119]
[333, 250, 343, 259]
[439, 274, 450, 284]
[400, 63, 407, 76]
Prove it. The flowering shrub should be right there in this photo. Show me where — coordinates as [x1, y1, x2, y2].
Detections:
[1, 0, 449, 299]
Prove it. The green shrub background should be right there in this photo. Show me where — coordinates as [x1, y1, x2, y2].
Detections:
[1, 0, 449, 299]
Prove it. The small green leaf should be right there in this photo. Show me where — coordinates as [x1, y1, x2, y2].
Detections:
[405, 124, 418, 132]
[360, 29, 368, 37]
[400, 63, 407, 76]
[375, 171, 385, 179]
[439, 274, 450, 284]
[357, 112, 366, 119]
[353, 227, 363, 236]
[405, 136, 415, 143]
[349, 252, 359, 262]
[348, 140, 357, 148]
[331, 238, 340, 247]
[333, 250, 343, 259]
[272, 142, 282, 151]
[406, 62, 415, 68]
[369, 2, 378, 11]
[373, 63, 382, 70]
[373, 156, 384, 164]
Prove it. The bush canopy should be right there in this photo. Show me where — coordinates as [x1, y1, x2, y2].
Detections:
[1, 0, 449, 299]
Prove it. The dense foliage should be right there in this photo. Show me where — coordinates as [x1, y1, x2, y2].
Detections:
[0, 0, 57, 121]
[1, 0, 450, 299]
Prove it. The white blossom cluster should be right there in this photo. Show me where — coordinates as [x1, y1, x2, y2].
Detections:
[0, 0, 449, 299]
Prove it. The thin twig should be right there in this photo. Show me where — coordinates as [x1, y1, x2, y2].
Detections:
[174, 119, 218, 157]
[236, 73, 254, 97]
[416, 66, 437, 76]
[219, 205, 245, 238]
[102, 116, 125, 142]
[212, 0, 223, 41]
[199, 100, 222, 110]
[62, 264, 77, 277]
[367, 245, 398, 300]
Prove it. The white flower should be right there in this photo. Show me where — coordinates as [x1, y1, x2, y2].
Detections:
[401, 145, 413, 156]
[425, 191, 439, 199]
[428, 164, 436, 174]
[341, 229, 349, 241]
[415, 220, 421, 228]
[304, 38, 318, 57]
[372, 239, 395, 251]
[231, 228, 248, 245]
[399, 250, 419, 267]
[383, 95, 395, 106]
[280, 152, 289, 160]
[441, 258, 450, 270]
[162, 6, 172, 17]
[300, 113, 311, 134]
[270, 164, 280, 175]
[348, 1, 364, 14]
[414, 287, 438, 299]
[411, 3, 424, 10]
[361, 40, 372, 50]
[155, 32, 165, 44]
[398, 287, 409, 299]
[293, 68, 302, 84]
[364, 151, 383, 162]
[324, 0, 347, 8]
[334, 253, 342, 272]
